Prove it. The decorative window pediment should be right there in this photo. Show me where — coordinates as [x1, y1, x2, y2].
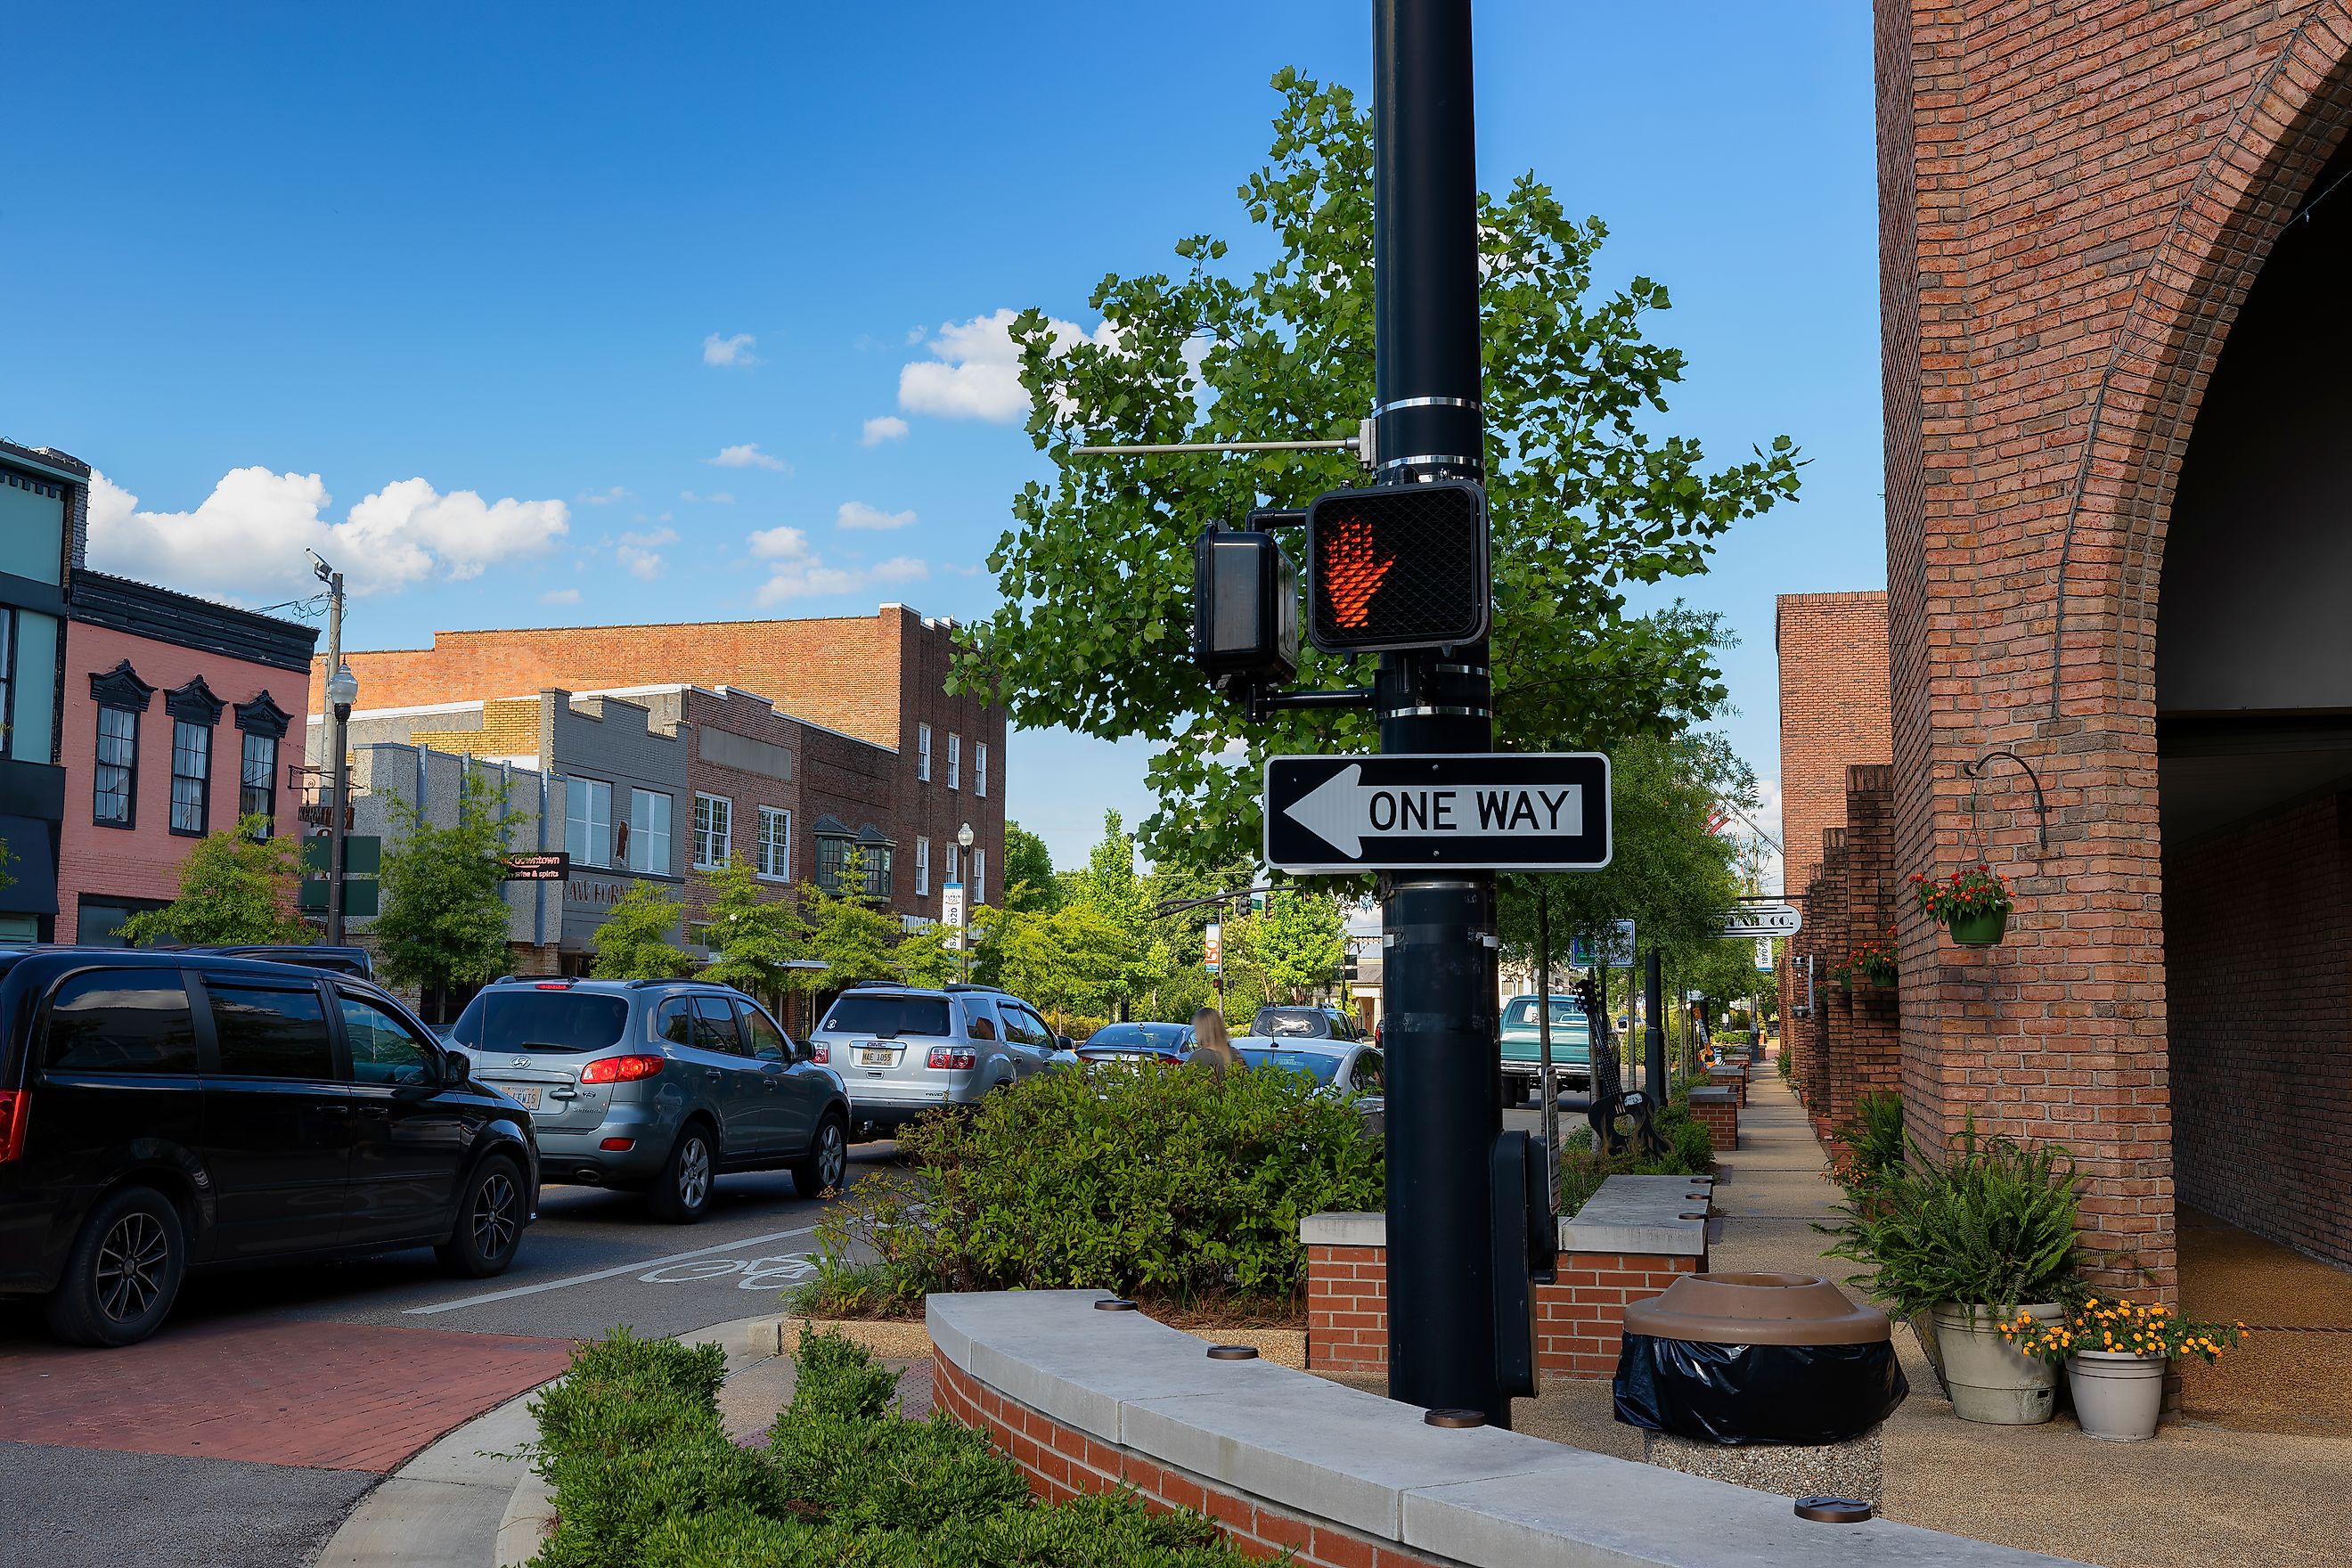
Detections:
[234, 690, 293, 739]
[166, 674, 225, 726]
[90, 660, 156, 711]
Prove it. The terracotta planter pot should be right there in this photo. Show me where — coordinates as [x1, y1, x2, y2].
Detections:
[1946, 909, 2008, 945]
[1930, 1302, 2060, 1424]
[2066, 1351, 2167, 1441]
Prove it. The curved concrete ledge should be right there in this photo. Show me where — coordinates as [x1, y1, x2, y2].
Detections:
[928, 1289, 2081, 1568]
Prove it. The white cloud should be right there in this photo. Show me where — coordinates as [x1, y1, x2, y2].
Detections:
[710, 443, 787, 470]
[861, 415, 910, 445]
[579, 486, 632, 506]
[679, 489, 735, 504]
[89, 467, 569, 601]
[619, 526, 679, 548]
[618, 546, 665, 581]
[541, 587, 583, 605]
[745, 525, 926, 605]
[897, 307, 1115, 422]
[943, 561, 985, 577]
[703, 331, 761, 367]
[836, 500, 916, 532]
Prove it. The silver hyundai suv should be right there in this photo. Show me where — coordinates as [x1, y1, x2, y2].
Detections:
[446, 977, 850, 1223]
[808, 983, 1071, 1140]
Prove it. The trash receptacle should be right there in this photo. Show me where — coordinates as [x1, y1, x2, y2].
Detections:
[1613, 1272, 1906, 1446]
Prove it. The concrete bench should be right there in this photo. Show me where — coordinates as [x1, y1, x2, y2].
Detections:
[928, 1288, 2081, 1568]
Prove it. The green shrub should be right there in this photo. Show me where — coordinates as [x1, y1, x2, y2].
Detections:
[541, 1326, 1254, 1568]
[1554, 1091, 1713, 1218]
[1829, 1090, 1905, 1193]
[803, 1060, 1383, 1316]
[1818, 1120, 2083, 1319]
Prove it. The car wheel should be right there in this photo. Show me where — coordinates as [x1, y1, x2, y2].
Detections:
[647, 1124, 715, 1223]
[436, 1155, 527, 1278]
[790, 1111, 849, 1199]
[46, 1186, 186, 1348]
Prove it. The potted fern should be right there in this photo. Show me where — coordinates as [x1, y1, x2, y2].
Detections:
[1821, 1122, 2081, 1424]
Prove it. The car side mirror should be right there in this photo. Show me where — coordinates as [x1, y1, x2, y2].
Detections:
[1057, 1034, 1074, 1051]
[440, 1048, 470, 1088]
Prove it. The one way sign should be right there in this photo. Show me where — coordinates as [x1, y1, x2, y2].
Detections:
[1263, 753, 1613, 872]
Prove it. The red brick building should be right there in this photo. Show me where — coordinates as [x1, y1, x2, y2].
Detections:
[317, 606, 1005, 936]
[57, 573, 315, 942]
[1793, 1, 2352, 1282]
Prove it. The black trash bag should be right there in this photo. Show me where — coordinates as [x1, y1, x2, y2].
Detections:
[1613, 1333, 1907, 1446]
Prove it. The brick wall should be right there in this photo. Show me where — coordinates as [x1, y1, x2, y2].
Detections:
[1688, 1094, 1738, 1155]
[1834, 766, 1901, 1136]
[1303, 1242, 1701, 1381]
[1775, 592, 1893, 902]
[2166, 788, 2352, 1269]
[932, 1353, 1447, 1568]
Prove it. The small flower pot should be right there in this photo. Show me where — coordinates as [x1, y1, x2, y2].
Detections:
[1931, 1302, 2061, 1424]
[1945, 909, 2008, 946]
[2065, 1351, 2167, 1441]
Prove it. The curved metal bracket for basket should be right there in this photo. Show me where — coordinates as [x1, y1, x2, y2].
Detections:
[1961, 748, 2050, 866]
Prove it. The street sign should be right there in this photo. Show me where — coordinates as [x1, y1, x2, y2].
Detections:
[1571, 919, 1635, 968]
[941, 880, 965, 947]
[1204, 920, 1222, 974]
[1719, 902, 1802, 937]
[1263, 753, 1611, 872]
[502, 851, 571, 882]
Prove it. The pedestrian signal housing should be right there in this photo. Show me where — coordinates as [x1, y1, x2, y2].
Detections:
[1305, 479, 1490, 654]
[1191, 527, 1298, 689]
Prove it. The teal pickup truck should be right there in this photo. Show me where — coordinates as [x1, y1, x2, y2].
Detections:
[1498, 993, 1593, 1107]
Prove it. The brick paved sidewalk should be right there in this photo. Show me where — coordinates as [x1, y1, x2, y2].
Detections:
[2, 1319, 576, 1472]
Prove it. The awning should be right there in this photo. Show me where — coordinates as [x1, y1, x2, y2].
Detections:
[0, 815, 60, 916]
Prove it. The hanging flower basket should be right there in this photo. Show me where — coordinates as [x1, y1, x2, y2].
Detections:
[1912, 865, 2013, 946]
[1847, 935, 1899, 986]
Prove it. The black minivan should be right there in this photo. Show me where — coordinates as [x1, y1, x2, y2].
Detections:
[0, 949, 539, 1346]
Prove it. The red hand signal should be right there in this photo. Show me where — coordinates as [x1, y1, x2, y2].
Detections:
[1321, 516, 1393, 629]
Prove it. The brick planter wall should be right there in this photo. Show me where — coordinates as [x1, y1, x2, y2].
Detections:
[933, 1353, 1448, 1568]
[1687, 1090, 1738, 1154]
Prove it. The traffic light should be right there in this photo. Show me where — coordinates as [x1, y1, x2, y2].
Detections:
[1305, 479, 1490, 653]
[1191, 526, 1298, 689]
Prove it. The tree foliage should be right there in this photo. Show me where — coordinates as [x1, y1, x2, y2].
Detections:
[695, 856, 812, 1000]
[951, 70, 1800, 871]
[120, 817, 310, 946]
[1245, 891, 1344, 1001]
[998, 821, 1058, 914]
[591, 883, 696, 980]
[372, 771, 521, 993]
[796, 848, 904, 993]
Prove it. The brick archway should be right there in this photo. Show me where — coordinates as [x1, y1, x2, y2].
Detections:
[1883, 2, 2352, 1295]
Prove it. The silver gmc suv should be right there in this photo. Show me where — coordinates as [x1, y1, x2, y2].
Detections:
[808, 983, 1072, 1139]
[446, 977, 850, 1223]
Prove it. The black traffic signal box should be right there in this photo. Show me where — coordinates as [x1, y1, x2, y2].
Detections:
[1305, 479, 1490, 654]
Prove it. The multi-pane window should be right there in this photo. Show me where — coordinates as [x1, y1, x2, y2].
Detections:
[915, 836, 930, 896]
[917, 723, 932, 782]
[94, 706, 138, 827]
[693, 793, 732, 869]
[240, 731, 277, 837]
[815, 833, 852, 894]
[947, 733, 961, 790]
[0, 610, 12, 761]
[757, 806, 790, 879]
[627, 788, 672, 874]
[567, 778, 613, 868]
[944, 843, 960, 886]
[863, 844, 894, 900]
[169, 719, 211, 835]
[976, 742, 988, 798]
[974, 847, 986, 905]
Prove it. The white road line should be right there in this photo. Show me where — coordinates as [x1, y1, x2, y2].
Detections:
[403, 1223, 823, 1316]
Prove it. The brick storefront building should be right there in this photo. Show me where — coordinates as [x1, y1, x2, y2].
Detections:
[1787, 3, 2352, 1283]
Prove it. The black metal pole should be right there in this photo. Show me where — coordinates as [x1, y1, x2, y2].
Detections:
[1373, 0, 1506, 1427]
[1644, 948, 1666, 1102]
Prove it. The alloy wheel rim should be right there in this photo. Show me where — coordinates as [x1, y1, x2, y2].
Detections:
[680, 1138, 711, 1209]
[96, 1212, 169, 1324]
[818, 1123, 846, 1188]
[472, 1172, 518, 1257]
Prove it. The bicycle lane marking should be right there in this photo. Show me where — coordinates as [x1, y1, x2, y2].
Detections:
[401, 1223, 822, 1316]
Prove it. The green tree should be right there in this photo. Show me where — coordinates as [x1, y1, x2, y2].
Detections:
[797, 848, 903, 994]
[951, 71, 1800, 870]
[120, 816, 310, 945]
[695, 856, 813, 1000]
[984, 899, 1130, 1033]
[1245, 891, 1345, 1001]
[1060, 811, 1168, 1020]
[372, 771, 522, 998]
[999, 822, 1059, 914]
[591, 883, 696, 980]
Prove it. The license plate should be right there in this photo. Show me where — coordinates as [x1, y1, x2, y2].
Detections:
[857, 1047, 894, 1067]
[508, 1085, 542, 1110]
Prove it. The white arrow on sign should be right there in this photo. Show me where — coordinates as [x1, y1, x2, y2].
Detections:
[1282, 764, 1585, 857]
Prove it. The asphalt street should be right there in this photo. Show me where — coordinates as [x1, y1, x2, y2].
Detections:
[0, 1142, 899, 1568]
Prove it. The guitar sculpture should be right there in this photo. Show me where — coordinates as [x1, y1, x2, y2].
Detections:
[1575, 975, 1668, 1160]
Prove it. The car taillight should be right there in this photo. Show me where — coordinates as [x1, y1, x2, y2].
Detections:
[810, 1042, 829, 1063]
[0, 1090, 27, 1163]
[927, 1047, 978, 1071]
[580, 1054, 665, 1084]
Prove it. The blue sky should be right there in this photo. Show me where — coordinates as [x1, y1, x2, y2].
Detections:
[0, 2, 1880, 875]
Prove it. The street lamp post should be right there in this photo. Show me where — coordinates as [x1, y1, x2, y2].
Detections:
[325, 661, 358, 945]
[956, 821, 975, 981]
